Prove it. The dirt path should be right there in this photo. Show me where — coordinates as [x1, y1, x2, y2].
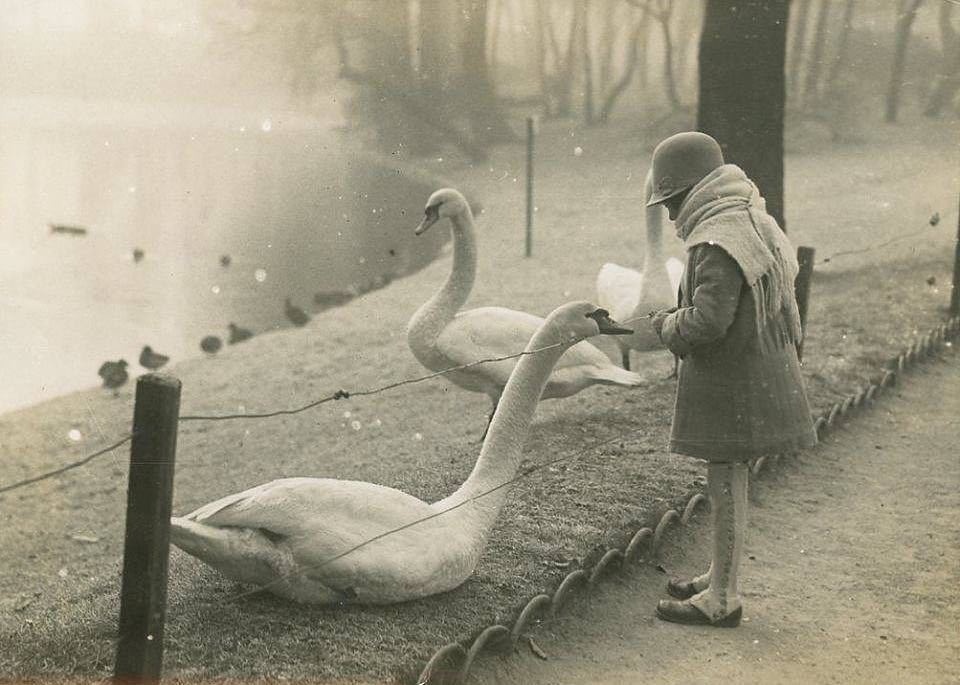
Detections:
[479, 352, 960, 685]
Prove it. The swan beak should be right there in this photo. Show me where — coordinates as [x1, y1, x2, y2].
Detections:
[414, 216, 436, 235]
[588, 308, 633, 335]
[415, 207, 441, 235]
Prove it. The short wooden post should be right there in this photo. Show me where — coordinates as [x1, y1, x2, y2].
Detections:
[950, 193, 960, 317]
[795, 246, 816, 361]
[114, 374, 181, 684]
[525, 116, 536, 258]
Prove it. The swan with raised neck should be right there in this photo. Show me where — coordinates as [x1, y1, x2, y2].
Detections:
[408, 188, 645, 433]
[596, 169, 684, 370]
[169, 302, 631, 604]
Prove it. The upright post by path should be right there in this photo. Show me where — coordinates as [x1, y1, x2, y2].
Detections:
[525, 116, 536, 258]
[795, 246, 816, 361]
[114, 374, 181, 684]
[951, 192, 960, 317]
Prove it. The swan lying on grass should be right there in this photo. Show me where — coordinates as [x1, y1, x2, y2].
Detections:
[408, 188, 644, 435]
[170, 301, 632, 604]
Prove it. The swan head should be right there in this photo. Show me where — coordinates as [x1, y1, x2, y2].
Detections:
[415, 188, 470, 235]
[545, 301, 634, 345]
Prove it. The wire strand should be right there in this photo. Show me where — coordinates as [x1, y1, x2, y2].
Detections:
[0, 435, 133, 495]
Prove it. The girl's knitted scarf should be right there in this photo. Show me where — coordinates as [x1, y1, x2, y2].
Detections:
[674, 164, 803, 353]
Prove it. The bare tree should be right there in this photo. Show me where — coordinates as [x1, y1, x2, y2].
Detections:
[599, 10, 649, 123]
[461, 0, 517, 145]
[885, 0, 925, 123]
[699, 0, 790, 229]
[825, 0, 857, 93]
[626, 0, 681, 109]
[582, 0, 595, 124]
[802, 0, 832, 106]
[925, 0, 960, 117]
[787, 0, 812, 102]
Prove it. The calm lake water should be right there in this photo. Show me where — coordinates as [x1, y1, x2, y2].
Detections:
[0, 99, 449, 413]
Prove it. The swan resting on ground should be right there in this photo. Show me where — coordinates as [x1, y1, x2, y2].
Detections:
[407, 188, 644, 432]
[169, 302, 632, 604]
[596, 169, 684, 370]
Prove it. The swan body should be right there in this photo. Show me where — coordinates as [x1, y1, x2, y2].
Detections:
[407, 189, 643, 417]
[170, 302, 631, 604]
[596, 169, 684, 369]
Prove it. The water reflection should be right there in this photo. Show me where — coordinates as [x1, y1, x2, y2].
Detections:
[1, 107, 449, 412]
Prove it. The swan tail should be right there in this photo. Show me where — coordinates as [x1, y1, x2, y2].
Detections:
[584, 365, 644, 387]
[170, 517, 279, 585]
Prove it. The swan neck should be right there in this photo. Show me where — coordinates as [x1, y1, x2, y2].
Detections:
[644, 204, 664, 268]
[447, 325, 570, 510]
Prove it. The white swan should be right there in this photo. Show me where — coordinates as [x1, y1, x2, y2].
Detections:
[596, 169, 684, 370]
[169, 302, 632, 604]
[407, 189, 643, 432]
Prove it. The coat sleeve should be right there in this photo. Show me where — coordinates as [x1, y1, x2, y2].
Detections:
[659, 244, 744, 357]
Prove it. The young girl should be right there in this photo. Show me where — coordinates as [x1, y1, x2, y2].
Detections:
[648, 132, 818, 627]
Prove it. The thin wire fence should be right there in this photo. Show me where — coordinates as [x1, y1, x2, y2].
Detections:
[1, 210, 953, 496]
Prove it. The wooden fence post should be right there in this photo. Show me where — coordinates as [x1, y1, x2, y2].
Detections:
[525, 116, 536, 258]
[114, 374, 181, 684]
[951, 193, 960, 317]
[795, 246, 816, 361]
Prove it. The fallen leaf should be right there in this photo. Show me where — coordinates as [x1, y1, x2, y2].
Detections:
[69, 534, 100, 544]
[528, 636, 548, 660]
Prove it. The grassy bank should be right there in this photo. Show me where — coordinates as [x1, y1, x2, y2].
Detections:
[1, 114, 957, 684]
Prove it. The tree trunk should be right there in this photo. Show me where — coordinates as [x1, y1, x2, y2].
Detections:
[555, 3, 583, 118]
[461, 0, 517, 145]
[599, 0, 618, 93]
[825, 0, 857, 92]
[802, 0, 832, 106]
[533, 0, 552, 116]
[925, 1, 960, 117]
[698, 0, 790, 229]
[787, 0, 812, 102]
[599, 14, 646, 123]
[885, 0, 925, 123]
[658, 1, 681, 109]
[582, 0, 595, 124]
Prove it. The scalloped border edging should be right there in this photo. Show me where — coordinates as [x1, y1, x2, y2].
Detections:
[415, 315, 959, 684]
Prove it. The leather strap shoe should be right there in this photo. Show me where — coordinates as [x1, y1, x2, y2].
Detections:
[666, 577, 700, 600]
[656, 599, 742, 627]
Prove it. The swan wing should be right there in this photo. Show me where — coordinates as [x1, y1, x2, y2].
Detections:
[185, 478, 430, 539]
[435, 307, 542, 385]
[666, 257, 684, 295]
[596, 263, 641, 323]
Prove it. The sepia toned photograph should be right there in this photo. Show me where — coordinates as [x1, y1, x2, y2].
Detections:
[1, 1, 958, 683]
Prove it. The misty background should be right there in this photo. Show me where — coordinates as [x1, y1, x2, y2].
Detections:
[1, 0, 956, 413]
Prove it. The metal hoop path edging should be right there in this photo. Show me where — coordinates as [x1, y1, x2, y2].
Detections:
[624, 527, 653, 562]
[417, 643, 467, 685]
[813, 416, 827, 438]
[456, 625, 510, 684]
[509, 594, 551, 646]
[681, 493, 708, 524]
[751, 455, 767, 476]
[417, 316, 958, 684]
[652, 509, 681, 552]
[550, 569, 588, 616]
[588, 548, 624, 585]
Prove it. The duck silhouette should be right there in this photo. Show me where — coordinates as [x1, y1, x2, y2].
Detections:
[228, 323, 254, 345]
[200, 336, 223, 354]
[132, 248, 145, 263]
[284, 298, 310, 327]
[98, 360, 128, 394]
[220, 254, 232, 267]
[139, 346, 169, 370]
